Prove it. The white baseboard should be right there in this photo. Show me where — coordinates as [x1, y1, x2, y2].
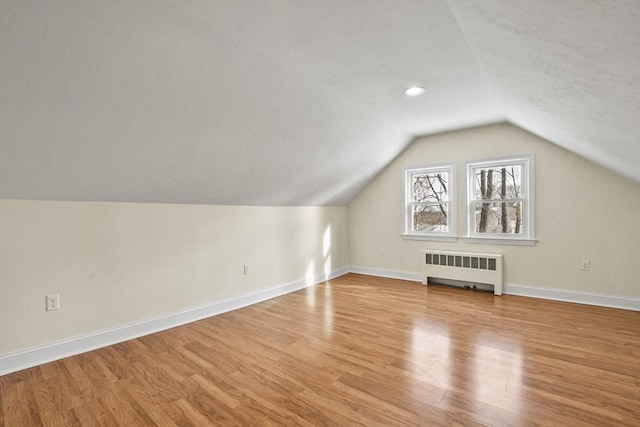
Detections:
[349, 266, 640, 312]
[0, 266, 350, 376]
[504, 283, 640, 311]
[3, 265, 637, 376]
[350, 265, 423, 282]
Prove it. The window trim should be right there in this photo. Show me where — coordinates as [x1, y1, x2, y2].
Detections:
[464, 154, 536, 246]
[403, 163, 457, 241]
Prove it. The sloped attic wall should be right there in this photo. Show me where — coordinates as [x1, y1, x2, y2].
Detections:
[0, 202, 349, 356]
[349, 123, 640, 299]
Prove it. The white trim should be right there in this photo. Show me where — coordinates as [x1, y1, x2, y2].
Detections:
[404, 163, 456, 239]
[401, 234, 458, 242]
[462, 237, 537, 246]
[349, 266, 639, 312]
[465, 154, 535, 242]
[350, 265, 423, 282]
[4, 267, 637, 375]
[504, 283, 640, 311]
[0, 266, 350, 376]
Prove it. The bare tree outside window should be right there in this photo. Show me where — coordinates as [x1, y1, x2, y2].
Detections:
[473, 165, 522, 234]
[412, 172, 449, 232]
[405, 165, 456, 238]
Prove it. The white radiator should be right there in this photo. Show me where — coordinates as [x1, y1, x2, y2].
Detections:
[421, 250, 503, 296]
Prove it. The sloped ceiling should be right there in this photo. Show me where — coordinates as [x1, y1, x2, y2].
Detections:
[0, 0, 637, 206]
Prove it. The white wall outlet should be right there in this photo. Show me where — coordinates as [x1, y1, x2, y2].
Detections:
[581, 260, 591, 271]
[46, 294, 60, 311]
[243, 264, 249, 275]
[378, 247, 385, 256]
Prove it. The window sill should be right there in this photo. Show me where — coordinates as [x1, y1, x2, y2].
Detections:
[462, 236, 537, 246]
[401, 234, 458, 242]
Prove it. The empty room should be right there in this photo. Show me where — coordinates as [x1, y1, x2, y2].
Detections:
[1, 0, 639, 425]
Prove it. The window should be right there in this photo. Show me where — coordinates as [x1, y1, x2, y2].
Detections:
[465, 155, 535, 245]
[403, 164, 456, 241]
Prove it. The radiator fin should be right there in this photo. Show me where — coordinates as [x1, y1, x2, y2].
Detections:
[425, 253, 498, 271]
[422, 250, 503, 295]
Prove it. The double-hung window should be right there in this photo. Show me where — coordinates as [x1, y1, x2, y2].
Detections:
[404, 164, 456, 241]
[465, 155, 535, 245]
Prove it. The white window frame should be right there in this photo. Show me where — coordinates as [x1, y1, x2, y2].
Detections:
[464, 154, 536, 246]
[402, 164, 457, 242]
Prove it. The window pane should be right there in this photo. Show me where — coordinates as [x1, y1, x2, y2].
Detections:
[412, 172, 449, 203]
[473, 201, 522, 234]
[413, 204, 448, 232]
[473, 166, 521, 200]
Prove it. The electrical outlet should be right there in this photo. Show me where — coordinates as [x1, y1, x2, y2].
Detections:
[243, 264, 249, 275]
[378, 247, 385, 256]
[46, 294, 60, 311]
[581, 260, 591, 271]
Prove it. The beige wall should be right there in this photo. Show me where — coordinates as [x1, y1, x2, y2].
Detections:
[2, 123, 639, 357]
[0, 201, 349, 355]
[348, 123, 640, 298]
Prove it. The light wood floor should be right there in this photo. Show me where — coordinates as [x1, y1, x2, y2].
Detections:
[2, 273, 639, 426]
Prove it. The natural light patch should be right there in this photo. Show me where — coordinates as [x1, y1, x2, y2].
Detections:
[322, 225, 332, 280]
[324, 282, 332, 298]
[323, 226, 331, 257]
[306, 285, 315, 308]
[324, 285, 334, 335]
[410, 321, 451, 389]
[471, 336, 523, 417]
[306, 261, 315, 287]
[306, 260, 316, 307]
[323, 255, 332, 281]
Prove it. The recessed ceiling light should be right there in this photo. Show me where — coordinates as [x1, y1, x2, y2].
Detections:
[404, 86, 425, 97]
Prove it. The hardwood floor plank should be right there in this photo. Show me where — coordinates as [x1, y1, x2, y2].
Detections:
[118, 377, 179, 427]
[6, 382, 42, 426]
[337, 370, 446, 413]
[2, 273, 639, 426]
[69, 403, 99, 427]
[78, 395, 119, 426]
[436, 390, 520, 426]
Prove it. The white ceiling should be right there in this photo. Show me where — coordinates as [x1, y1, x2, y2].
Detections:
[1, 0, 638, 206]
